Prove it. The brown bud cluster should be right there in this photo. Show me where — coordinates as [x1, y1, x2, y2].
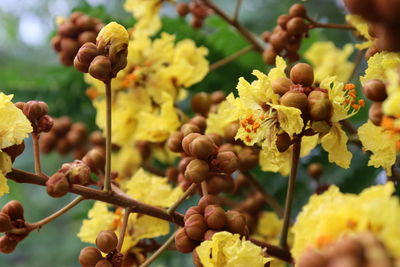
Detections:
[362, 79, 388, 126]
[17, 101, 53, 134]
[344, 0, 400, 54]
[234, 193, 266, 233]
[298, 232, 396, 267]
[176, 195, 248, 254]
[262, 4, 309, 65]
[176, 2, 212, 29]
[40, 117, 88, 159]
[191, 91, 226, 117]
[52, 12, 104, 66]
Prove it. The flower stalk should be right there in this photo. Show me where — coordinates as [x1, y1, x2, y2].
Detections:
[103, 79, 112, 192]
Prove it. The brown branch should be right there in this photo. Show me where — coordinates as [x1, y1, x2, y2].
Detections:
[104, 79, 112, 192]
[309, 22, 355, 30]
[117, 207, 131, 252]
[233, 0, 243, 22]
[167, 183, 197, 215]
[210, 45, 254, 71]
[32, 133, 42, 175]
[140, 230, 177, 267]
[250, 238, 293, 263]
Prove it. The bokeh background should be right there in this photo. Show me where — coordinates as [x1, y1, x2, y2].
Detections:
[0, 0, 379, 266]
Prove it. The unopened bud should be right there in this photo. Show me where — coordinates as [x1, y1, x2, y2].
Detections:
[46, 172, 69, 198]
[286, 17, 307, 35]
[307, 90, 332, 121]
[204, 229, 218, 240]
[289, 4, 307, 18]
[277, 15, 290, 30]
[280, 91, 308, 114]
[96, 230, 118, 254]
[166, 167, 179, 183]
[3, 142, 25, 161]
[78, 31, 97, 46]
[225, 210, 247, 235]
[238, 147, 259, 171]
[191, 93, 212, 116]
[297, 249, 327, 267]
[0, 236, 18, 254]
[37, 115, 54, 133]
[184, 206, 202, 222]
[206, 133, 222, 147]
[290, 63, 314, 86]
[176, 3, 190, 16]
[59, 21, 79, 37]
[190, 116, 207, 133]
[189, 135, 215, 159]
[95, 259, 112, 267]
[57, 137, 72, 155]
[66, 160, 91, 185]
[263, 48, 278, 65]
[182, 133, 201, 155]
[79, 246, 103, 267]
[23, 101, 46, 122]
[89, 55, 111, 81]
[90, 131, 105, 146]
[198, 195, 220, 212]
[214, 151, 238, 174]
[204, 205, 226, 230]
[308, 162, 323, 180]
[75, 42, 99, 72]
[276, 132, 292, 152]
[185, 159, 209, 183]
[261, 31, 272, 42]
[207, 176, 229, 194]
[82, 148, 105, 172]
[181, 124, 200, 137]
[270, 30, 290, 51]
[40, 132, 57, 153]
[175, 228, 198, 253]
[272, 77, 293, 96]
[223, 121, 240, 143]
[51, 35, 62, 52]
[53, 116, 72, 136]
[363, 79, 387, 102]
[369, 102, 383, 126]
[2, 200, 24, 221]
[185, 214, 207, 241]
[210, 91, 226, 104]
[0, 212, 12, 232]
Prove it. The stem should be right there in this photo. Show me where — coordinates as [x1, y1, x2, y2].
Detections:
[200, 0, 264, 52]
[32, 133, 42, 175]
[139, 230, 177, 267]
[233, 0, 243, 22]
[201, 181, 208, 196]
[241, 171, 284, 217]
[348, 48, 365, 82]
[104, 79, 112, 192]
[279, 136, 301, 249]
[117, 207, 131, 252]
[142, 162, 165, 177]
[29, 196, 84, 230]
[167, 183, 197, 215]
[249, 238, 293, 263]
[210, 45, 254, 71]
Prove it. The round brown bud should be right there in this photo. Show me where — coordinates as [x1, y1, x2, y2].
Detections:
[77, 42, 98, 65]
[3, 142, 25, 161]
[0, 236, 18, 254]
[190, 116, 207, 133]
[15, 102, 25, 110]
[75, 15, 96, 31]
[95, 260, 112, 267]
[287, 17, 307, 35]
[327, 255, 362, 267]
[223, 121, 240, 143]
[261, 31, 272, 43]
[307, 90, 332, 121]
[206, 133, 222, 147]
[204, 205, 226, 230]
[82, 148, 105, 172]
[184, 206, 202, 222]
[2, 200, 24, 221]
[272, 77, 293, 96]
[276, 132, 292, 153]
[308, 162, 323, 180]
[78, 31, 97, 46]
[53, 116, 72, 136]
[280, 91, 308, 114]
[96, 230, 118, 254]
[70, 11, 84, 23]
[59, 21, 79, 37]
[270, 30, 291, 51]
[191, 16, 203, 29]
[51, 35, 62, 52]
[290, 63, 314, 86]
[210, 91, 226, 104]
[167, 131, 184, 153]
[189, 2, 208, 18]
[67, 160, 91, 185]
[0, 212, 12, 232]
[289, 4, 307, 18]
[225, 210, 247, 235]
[185, 159, 209, 183]
[23, 101, 45, 122]
[175, 228, 198, 253]
[198, 195, 221, 212]
[79, 246, 103, 267]
[365, 44, 380, 60]
[189, 135, 215, 160]
[219, 143, 235, 153]
[37, 115, 54, 133]
[176, 3, 190, 16]
[166, 167, 179, 183]
[363, 79, 387, 102]
[56, 137, 72, 155]
[40, 132, 57, 153]
[67, 123, 87, 147]
[46, 172, 70, 198]
[215, 150, 238, 174]
[192, 93, 212, 116]
[181, 124, 200, 136]
[297, 248, 327, 267]
[61, 37, 79, 55]
[207, 175, 233, 194]
[182, 133, 201, 155]
[204, 229, 218, 240]
[369, 102, 384, 126]
[89, 56, 111, 81]
[277, 15, 291, 29]
[185, 214, 207, 241]
[263, 48, 278, 65]
[238, 147, 259, 171]
[90, 131, 105, 146]
[179, 157, 194, 173]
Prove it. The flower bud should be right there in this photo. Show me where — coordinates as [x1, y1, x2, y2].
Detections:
[89, 55, 111, 81]
[0, 236, 18, 254]
[272, 77, 293, 96]
[79, 246, 103, 267]
[3, 142, 25, 161]
[204, 229, 218, 240]
[166, 167, 179, 183]
[210, 91, 226, 104]
[59, 21, 79, 38]
[57, 137, 72, 155]
[280, 91, 308, 114]
[78, 31, 97, 46]
[90, 131, 105, 146]
[185, 159, 209, 183]
[83, 148, 105, 172]
[238, 147, 259, 171]
[225, 210, 247, 235]
[67, 160, 91, 185]
[181, 124, 200, 137]
[204, 205, 226, 230]
[307, 90, 332, 121]
[308, 162, 323, 180]
[198, 195, 221, 212]
[190, 116, 207, 133]
[277, 15, 290, 30]
[175, 228, 198, 253]
[270, 30, 290, 51]
[96, 230, 118, 254]
[275, 132, 292, 152]
[191, 93, 212, 116]
[206, 133, 222, 147]
[67, 123, 88, 147]
[214, 151, 238, 174]
[2, 200, 24, 221]
[263, 48, 278, 65]
[182, 133, 201, 155]
[207, 176, 228, 194]
[95, 259, 112, 267]
[297, 248, 327, 267]
[365, 44, 379, 60]
[189, 135, 216, 159]
[36, 115, 54, 133]
[0, 212, 12, 232]
[61, 38, 80, 55]
[290, 63, 314, 86]
[176, 3, 190, 16]
[369, 102, 383, 126]
[76, 43, 99, 69]
[289, 4, 307, 18]
[184, 206, 202, 222]
[23, 101, 46, 122]
[76, 15, 96, 31]
[46, 172, 70, 198]
[185, 214, 207, 241]
[363, 79, 387, 102]
[287, 17, 307, 35]
[191, 16, 203, 29]
[51, 35, 62, 52]
[179, 157, 193, 173]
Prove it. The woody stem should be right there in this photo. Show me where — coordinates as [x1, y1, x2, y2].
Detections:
[139, 230, 177, 267]
[210, 45, 254, 71]
[167, 183, 198, 215]
[32, 133, 42, 175]
[104, 79, 112, 192]
[117, 207, 131, 252]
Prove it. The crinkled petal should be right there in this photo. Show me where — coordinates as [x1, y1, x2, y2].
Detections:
[271, 104, 303, 136]
[321, 123, 352, 168]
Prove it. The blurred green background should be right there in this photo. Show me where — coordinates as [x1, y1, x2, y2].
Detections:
[0, 0, 380, 266]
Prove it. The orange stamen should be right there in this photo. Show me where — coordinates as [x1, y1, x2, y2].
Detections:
[358, 99, 365, 107]
[345, 83, 356, 90]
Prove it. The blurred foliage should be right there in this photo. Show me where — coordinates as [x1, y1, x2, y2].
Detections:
[0, 0, 382, 266]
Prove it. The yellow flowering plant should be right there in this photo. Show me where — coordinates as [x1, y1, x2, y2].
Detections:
[2, 0, 400, 267]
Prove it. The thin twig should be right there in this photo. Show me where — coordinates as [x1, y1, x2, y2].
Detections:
[249, 238, 293, 263]
[104, 79, 112, 192]
[32, 133, 42, 175]
[210, 45, 254, 71]
[310, 22, 355, 30]
[140, 230, 177, 267]
[117, 207, 131, 252]
[279, 136, 301, 249]
[233, 0, 243, 22]
[201, 181, 208, 196]
[167, 183, 197, 215]
[348, 48, 365, 82]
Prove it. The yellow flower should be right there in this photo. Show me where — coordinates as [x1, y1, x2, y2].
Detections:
[383, 69, 400, 116]
[358, 120, 398, 174]
[346, 14, 374, 50]
[360, 51, 400, 86]
[292, 182, 400, 261]
[206, 100, 239, 136]
[304, 41, 354, 83]
[112, 145, 142, 180]
[0, 152, 12, 196]
[97, 22, 129, 51]
[196, 231, 271, 267]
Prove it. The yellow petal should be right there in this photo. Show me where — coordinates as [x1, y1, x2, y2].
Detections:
[271, 104, 303, 136]
[321, 123, 352, 168]
[0, 152, 12, 197]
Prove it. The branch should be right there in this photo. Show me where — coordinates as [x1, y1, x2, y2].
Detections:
[167, 183, 197, 215]
[140, 230, 177, 267]
[233, 0, 243, 22]
[31, 133, 42, 175]
[210, 45, 254, 71]
[117, 207, 131, 252]
[104, 79, 112, 192]
[249, 238, 293, 263]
